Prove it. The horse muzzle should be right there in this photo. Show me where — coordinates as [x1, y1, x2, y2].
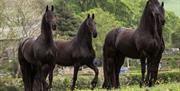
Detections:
[52, 24, 56, 30]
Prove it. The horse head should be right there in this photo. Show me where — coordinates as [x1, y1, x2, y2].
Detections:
[147, 0, 165, 25]
[85, 14, 97, 38]
[44, 5, 57, 31]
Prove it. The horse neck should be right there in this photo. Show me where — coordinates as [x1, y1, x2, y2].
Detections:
[76, 23, 92, 47]
[40, 18, 53, 45]
[157, 21, 163, 38]
[137, 7, 159, 39]
[137, 15, 154, 32]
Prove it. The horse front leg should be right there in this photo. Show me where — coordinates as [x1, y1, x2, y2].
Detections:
[71, 65, 79, 91]
[145, 59, 151, 86]
[147, 57, 157, 87]
[153, 53, 162, 85]
[102, 59, 108, 88]
[140, 58, 146, 87]
[114, 55, 125, 88]
[33, 65, 43, 91]
[86, 63, 99, 90]
[41, 64, 50, 91]
[47, 63, 55, 89]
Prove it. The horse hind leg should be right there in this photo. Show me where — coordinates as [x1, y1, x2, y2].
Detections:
[114, 55, 125, 88]
[102, 58, 109, 89]
[86, 63, 99, 90]
[106, 57, 115, 89]
[102, 56, 115, 89]
[18, 57, 33, 91]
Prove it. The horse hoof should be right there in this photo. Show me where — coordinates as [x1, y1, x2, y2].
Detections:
[114, 85, 120, 89]
[148, 81, 153, 87]
[139, 81, 144, 88]
[107, 84, 112, 90]
[47, 85, 52, 89]
[91, 82, 97, 90]
[91, 83, 96, 90]
[70, 88, 74, 91]
[70, 87, 75, 91]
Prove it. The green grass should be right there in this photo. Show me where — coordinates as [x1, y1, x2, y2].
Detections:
[79, 82, 180, 91]
[160, 0, 180, 16]
[1, 69, 180, 91]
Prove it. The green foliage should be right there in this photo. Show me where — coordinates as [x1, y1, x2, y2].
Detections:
[170, 13, 180, 48]
[164, 11, 180, 47]
[172, 31, 180, 48]
[57, 0, 145, 28]
[53, 0, 180, 51]
[54, 0, 81, 37]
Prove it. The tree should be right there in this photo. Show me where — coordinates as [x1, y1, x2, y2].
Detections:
[172, 31, 180, 48]
[2, 0, 49, 38]
[54, 0, 80, 38]
[164, 11, 180, 47]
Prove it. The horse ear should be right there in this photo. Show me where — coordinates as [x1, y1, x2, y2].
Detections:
[161, 2, 164, 7]
[46, 5, 49, 12]
[92, 13, 95, 19]
[87, 14, 90, 18]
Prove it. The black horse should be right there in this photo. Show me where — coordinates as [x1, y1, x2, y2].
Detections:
[18, 5, 56, 91]
[144, 1, 165, 87]
[44, 14, 98, 91]
[102, 0, 165, 89]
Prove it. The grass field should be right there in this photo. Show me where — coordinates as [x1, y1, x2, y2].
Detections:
[160, 0, 180, 16]
[1, 68, 180, 91]
[79, 83, 180, 91]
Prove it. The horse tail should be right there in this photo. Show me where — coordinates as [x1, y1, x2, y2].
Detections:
[18, 38, 33, 91]
[102, 29, 119, 88]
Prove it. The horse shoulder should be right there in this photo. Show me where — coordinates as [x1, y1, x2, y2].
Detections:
[21, 38, 36, 63]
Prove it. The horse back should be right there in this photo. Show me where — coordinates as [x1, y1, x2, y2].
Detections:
[104, 28, 140, 58]
[55, 39, 95, 66]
